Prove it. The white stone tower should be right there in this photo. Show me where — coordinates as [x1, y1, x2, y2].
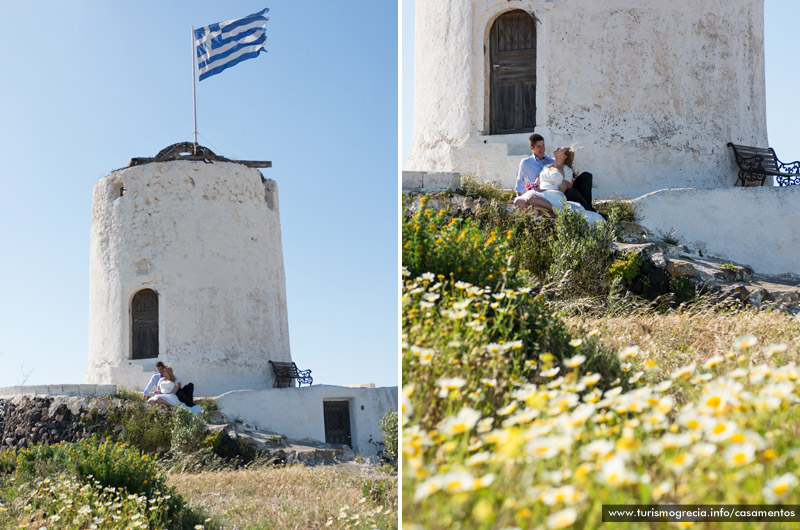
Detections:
[407, 0, 768, 196]
[85, 143, 292, 396]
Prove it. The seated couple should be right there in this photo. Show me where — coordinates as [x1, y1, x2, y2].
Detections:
[143, 361, 198, 411]
[513, 133, 604, 225]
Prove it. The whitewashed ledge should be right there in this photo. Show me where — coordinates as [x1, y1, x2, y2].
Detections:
[402, 171, 462, 192]
[0, 385, 118, 398]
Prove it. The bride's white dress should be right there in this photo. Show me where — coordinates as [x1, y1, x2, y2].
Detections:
[524, 166, 605, 225]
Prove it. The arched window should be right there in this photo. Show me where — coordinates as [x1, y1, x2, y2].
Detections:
[489, 10, 537, 134]
[131, 289, 159, 359]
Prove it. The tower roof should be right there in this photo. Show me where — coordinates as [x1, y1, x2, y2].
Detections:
[128, 142, 272, 169]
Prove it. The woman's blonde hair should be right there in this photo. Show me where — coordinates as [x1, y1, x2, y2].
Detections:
[562, 144, 581, 173]
[163, 365, 175, 382]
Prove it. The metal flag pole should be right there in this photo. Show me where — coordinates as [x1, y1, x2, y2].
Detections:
[191, 26, 198, 155]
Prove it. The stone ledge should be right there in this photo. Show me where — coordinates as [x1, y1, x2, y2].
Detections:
[402, 171, 461, 192]
[0, 384, 118, 398]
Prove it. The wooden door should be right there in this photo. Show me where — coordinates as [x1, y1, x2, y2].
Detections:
[489, 10, 537, 134]
[132, 289, 159, 359]
[323, 401, 352, 447]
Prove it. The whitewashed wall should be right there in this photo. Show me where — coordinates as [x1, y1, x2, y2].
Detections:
[634, 186, 800, 277]
[216, 385, 399, 456]
[408, 0, 767, 197]
[85, 161, 292, 396]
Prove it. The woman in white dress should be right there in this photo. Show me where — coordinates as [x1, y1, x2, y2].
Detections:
[513, 146, 604, 225]
[147, 365, 181, 408]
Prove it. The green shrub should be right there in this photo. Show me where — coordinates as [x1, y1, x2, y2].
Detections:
[402, 196, 517, 288]
[403, 274, 624, 430]
[171, 407, 208, 455]
[548, 205, 618, 296]
[361, 478, 393, 506]
[670, 276, 695, 302]
[108, 403, 173, 454]
[473, 204, 555, 285]
[112, 386, 146, 402]
[378, 411, 398, 464]
[608, 250, 643, 284]
[596, 197, 635, 222]
[458, 174, 515, 202]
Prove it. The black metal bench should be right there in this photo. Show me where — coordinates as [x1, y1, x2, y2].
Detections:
[727, 143, 800, 186]
[268, 360, 313, 388]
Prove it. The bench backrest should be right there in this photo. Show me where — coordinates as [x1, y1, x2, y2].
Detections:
[727, 143, 779, 172]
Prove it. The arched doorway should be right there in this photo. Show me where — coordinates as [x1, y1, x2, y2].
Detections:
[488, 10, 537, 135]
[131, 289, 159, 359]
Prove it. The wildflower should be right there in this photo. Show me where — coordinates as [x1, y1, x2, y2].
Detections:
[480, 378, 497, 387]
[763, 473, 798, 502]
[547, 507, 578, 529]
[486, 343, 503, 355]
[497, 402, 517, 416]
[619, 345, 639, 360]
[764, 343, 788, 358]
[467, 452, 491, 466]
[541, 367, 561, 378]
[569, 339, 583, 348]
[671, 362, 696, 381]
[436, 377, 467, 397]
[667, 453, 695, 473]
[581, 373, 601, 387]
[733, 335, 757, 350]
[599, 457, 637, 487]
[541, 485, 580, 505]
[707, 420, 737, 443]
[652, 480, 673, 500]
[564, 354, 586, 368]
[703, 355, 725, 369]
[471, 473, 496, 490]
[723, 443, 756, 466]
[440, 407, 482, 435]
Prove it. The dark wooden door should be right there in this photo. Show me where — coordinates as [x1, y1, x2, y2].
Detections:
[131, 289, 159, 359]
[489, 10, 537, 134]
[323, 401, 352, 447]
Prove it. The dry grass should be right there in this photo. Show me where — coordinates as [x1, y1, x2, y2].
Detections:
[168, 463, 397, 529]
[563, 306, 800, 377]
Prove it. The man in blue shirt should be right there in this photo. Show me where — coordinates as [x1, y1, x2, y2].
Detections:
[514, 133, 553, 195]
[514, 133, 599, 213]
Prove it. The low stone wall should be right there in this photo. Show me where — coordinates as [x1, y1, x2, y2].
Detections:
[633, 187, 800, 277]
[216, 385, 398, 457]
[0, 384, 117, 399]
[0, 396, 123, 449]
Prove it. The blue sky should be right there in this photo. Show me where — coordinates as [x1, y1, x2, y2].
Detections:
[0, 1, 398, 389]
[402, 0, 800, 169]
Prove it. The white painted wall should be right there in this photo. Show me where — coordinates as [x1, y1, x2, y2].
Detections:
[216, 385, 399, 456]
[633, 187, 800, 277]
[408, 0, 767, 197]
[85, 161, 292, 396]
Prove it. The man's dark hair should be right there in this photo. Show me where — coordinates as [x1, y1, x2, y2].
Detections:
[155, 361, 165, 368]
[529, 133, 544, 147]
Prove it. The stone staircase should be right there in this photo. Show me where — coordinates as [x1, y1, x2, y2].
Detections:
[206, 416, 356, 466]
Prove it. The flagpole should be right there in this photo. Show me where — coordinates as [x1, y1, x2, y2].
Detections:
[191, 26, 198, 155]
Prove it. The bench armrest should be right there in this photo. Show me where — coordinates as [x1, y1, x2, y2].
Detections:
[777, 159, 800, 174]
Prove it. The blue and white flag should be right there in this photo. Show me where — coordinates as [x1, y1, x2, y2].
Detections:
[195, 8, 269, 81]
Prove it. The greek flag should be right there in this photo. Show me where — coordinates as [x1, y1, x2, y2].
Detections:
[195, 8, 269, 81]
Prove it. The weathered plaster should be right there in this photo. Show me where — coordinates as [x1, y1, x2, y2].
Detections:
[407, 0, 767, 197]
[85, 161, 292, 396]
[633, 186, 800, 277]
[216, 385, 399, 456]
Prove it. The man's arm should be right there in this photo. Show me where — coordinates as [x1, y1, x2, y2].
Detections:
[514, 160, 528, 195]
